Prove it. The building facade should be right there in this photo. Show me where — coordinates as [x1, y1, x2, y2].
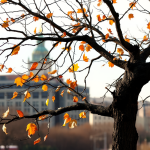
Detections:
[0, 37, 89, 127]
[89, 97, 114, 129]
[89, 97, 150, 133]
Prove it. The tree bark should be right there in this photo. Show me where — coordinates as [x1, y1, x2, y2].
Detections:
[112, 105, 138, 150]
[111, 61, 150, 150]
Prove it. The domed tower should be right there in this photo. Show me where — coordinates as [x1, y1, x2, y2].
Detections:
[28, 35, 51, 75]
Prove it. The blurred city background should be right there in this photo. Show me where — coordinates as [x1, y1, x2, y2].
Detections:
[0, 37, 150, 150]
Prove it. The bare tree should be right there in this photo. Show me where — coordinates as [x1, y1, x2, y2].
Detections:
[0, 0, 150, 150]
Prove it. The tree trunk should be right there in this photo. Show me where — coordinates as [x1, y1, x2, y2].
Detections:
[112, 105, 138, 150]
[111, 62, 150, 150]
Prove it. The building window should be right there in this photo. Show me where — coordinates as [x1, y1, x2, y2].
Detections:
[33, 108, 39, 113]
[15, 94, 22, 99]
[7, 102, 13, 107]
[41, 101, 46, 107]
[24, 108, 30, 113]
[95, 116, 97, 120]
[7, 92, 13, 99]
[24, 102, 30, 107]
[41, 92, 48, 98]
[33, 92, 39, 99]
[0, 93, 4, 99]
[99, 116, 101, 120]
[42, 108, 47, 111]
[33, 101, 39, 107]
[0, 102, 4, 106]
[15, 102, 21, 107]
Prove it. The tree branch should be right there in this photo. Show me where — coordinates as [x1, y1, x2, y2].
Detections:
[103, 0, 133, 52]
[0, 102, 113, 125]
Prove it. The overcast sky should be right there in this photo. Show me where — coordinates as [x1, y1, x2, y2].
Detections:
[0, 0, 150, 101]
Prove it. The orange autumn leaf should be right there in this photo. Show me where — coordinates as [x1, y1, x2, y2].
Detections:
[60, 90, 64, 97]
[80, 41, 86, 44]
[44, 58, 47, 64]
[1, 0, 7, 3]
[14, 77, 23, 87]
[2, 20, 9, 28]
[41, 74, 47, 81]
[68, 119, 77, 129]
[79, 45, 84, 51]
[29, 72, 34, 78]
[16, 110, 24, 117]
[125, 35, 130, 43]
[73, 96, 78, 102]
[2, 124, 8, 135]
[48, 70, 57, 74]
[97, 0, 102, 6]
[143, 35, 148, 41]
[82, 97, 86, 101]
[33, 16, 39, 21]
[108, 61, 114, 68]
[34, 27, 36, 34]
[84, 27, 88, 31]
[128, 14, 134, 20]
[105, 33, 109, 39]
[68, 11, 74, 16]
[102, 15, 106, 20]
[72, 22, 80, 27]
[117, 48, 124, 55]
[39, 115, 48, 120]
[55, 86, 61, 92]
[32, 75, 40, 82]
[79, 112, 86, 118]
[109, 20, 114, 25]
[64, 113, 70, 119]
[21, 74, 29, 83]
[147, 22, 150, 30]
[113, 0, 117, 3]
[63, 113, 71, 126]
[66, 79, 72, 84]
[23, 90, 31, 102]
[7, 68, 12, 73]
[11, 45, 20, 56]
[42, 85, 48, 91]
[44, 135, 48, 141]
[30, 62, 38, 70]
[69, 63, 79, 72]
[69, 81, 77, 90]
[59, 75, 63, 78]
[11, 92, 18, 99]
[97, 14, 101, 22]
[21, 14, 25, 18]
[34, 138, 41, 145]
[83, 54, 89, 62]
[77, 8, 86, 13]
[46, 13, 53, 18]
[61, 32, 66, 38]
[85, 44, 92, 52]
[61, 47, 71, 51]
[26, 123, 38, 137]
[107, 28, 113, 34]
[11, 18, 15, 23]
[52, 96, 55, 102]
[67, 89, 71, 94]
[3, 107, 9, 118]
[129, 2, 136, 9]
[0, 64, 4, 71]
